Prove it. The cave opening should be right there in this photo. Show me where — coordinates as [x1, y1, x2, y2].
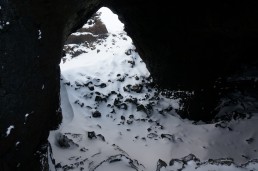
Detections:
[1, 1, 258, 170]
[47, 7, 258, 171]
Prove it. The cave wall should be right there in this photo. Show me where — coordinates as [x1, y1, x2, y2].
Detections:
[104, 1, 258, 120]
[0, 1, 258, 170]
[0, 0, 102, 170]
[105, 1, 258, 89]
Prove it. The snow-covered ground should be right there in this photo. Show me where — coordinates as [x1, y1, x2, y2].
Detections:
[48, 7, 258, 171]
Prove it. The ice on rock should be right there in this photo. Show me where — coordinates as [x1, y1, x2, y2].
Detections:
[6, 125, 14, 137]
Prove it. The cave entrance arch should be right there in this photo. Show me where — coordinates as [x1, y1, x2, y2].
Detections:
[49, 7, 182, 170]
[58, 6, 154, 126]
[1, 1, 258, 170]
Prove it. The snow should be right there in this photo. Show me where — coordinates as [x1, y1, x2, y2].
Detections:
[48, 7, 258, 171]
[38, 30, 42, 39]
[71, 32, 95, 36]
[0, 21, 10, 28]
[98, 7, 124, 33]
[6, 125, 14, 137]
[16, 141, 20, 146]
[16, 163, 20, 168]
[24, 113, 29, 124]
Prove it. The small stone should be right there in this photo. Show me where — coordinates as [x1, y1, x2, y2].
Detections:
[148, 119, 153, 123]
[127, 120, 133, 125]
[65, 82, 71, 86]
[109, 158, 121, 163]
[56, 133, 79, 148]
[131, 84, 143, 93]
[95, 91, 101, 95]
[92, 111, 101, 118]
[125, 49, 132, 55]
[129, 115, 134, 119]
[117, 93, 123, 99]
[98, 83, 106, 88]
[95, 96, 107, 103]
[80, 147, 88, 152]
[88, 85, 94, 91]
[88, 131, 96, 139]
[246, 138, 254, 144]
[147, 133, 158, 139]
[55, 163, 62, 168]
[161, 134, 174, 141]
[156, 159, 167, 171]
[110, 91, 117, 95]
[97, 134, 105, 141]
[119, 103, 128, 110]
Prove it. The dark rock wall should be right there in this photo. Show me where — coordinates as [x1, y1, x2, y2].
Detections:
[105, 1, 258, 89]
[0, 0, 101, 170]
[0, 1, 258, 170]
[104, 1, 258, 120]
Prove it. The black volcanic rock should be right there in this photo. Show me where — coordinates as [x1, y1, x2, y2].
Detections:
[156, 159, 167, 171]
[88, 131, 97, 139]
[0, 1, 102, 169]
[92, 110, 102, 118]
[56, 133, 79, 148]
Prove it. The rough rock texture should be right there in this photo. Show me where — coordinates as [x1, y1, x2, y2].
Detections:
[0, 0, 102, 170]
[104, 1, 258, 120]
[65, 13, 108, 45]
[1, 1, 258, 170]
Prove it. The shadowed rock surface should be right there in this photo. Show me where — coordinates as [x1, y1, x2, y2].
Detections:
[0, 0, 102, 170]
[104, 1, 258, 120]
[65, 13, 108, 45]
[1, 1, 258, 170]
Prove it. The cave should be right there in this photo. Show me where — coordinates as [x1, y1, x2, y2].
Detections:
[1, 1, 258, 170]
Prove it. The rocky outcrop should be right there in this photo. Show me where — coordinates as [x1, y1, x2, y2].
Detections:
[1, 1, 258, 170]
[156, 154, 258, 171]
[63, 12, 108, 59]
[64, 13, 108, 45]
